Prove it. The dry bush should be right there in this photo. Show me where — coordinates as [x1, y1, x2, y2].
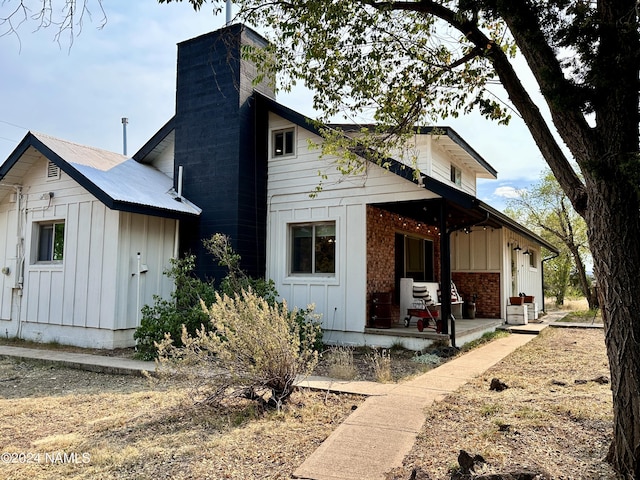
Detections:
[156, 289, 319, 409]
[324, 346, 358, 380]
[368, 348, 393, 383]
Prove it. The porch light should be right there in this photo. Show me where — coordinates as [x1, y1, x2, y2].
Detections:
[523, 249, 531, 255]
[513, 244, 522, 251]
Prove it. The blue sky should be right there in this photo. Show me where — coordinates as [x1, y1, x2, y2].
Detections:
[0, 1, 551, 211]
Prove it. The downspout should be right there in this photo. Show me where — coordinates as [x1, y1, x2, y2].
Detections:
[174, 166, 183, 258]
[14, 186, 24, 339]
[541, 251, 559, 313]
[136, 252, 141, 326]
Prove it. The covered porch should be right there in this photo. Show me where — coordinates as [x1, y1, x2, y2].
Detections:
[364, 190, 557, 349]
[364, 317, 504, 351]
[366, 193, 508, 347]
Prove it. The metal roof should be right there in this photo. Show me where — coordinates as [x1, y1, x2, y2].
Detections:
[0, 132, 200, 219]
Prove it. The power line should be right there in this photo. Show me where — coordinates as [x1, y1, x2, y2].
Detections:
[0, 119, 28, 130]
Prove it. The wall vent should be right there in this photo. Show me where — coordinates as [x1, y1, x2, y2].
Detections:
[47, 161, 61, 180]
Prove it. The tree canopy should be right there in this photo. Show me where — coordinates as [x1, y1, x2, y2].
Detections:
[505, 170, 594, 308]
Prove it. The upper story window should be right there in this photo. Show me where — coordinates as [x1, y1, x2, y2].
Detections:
[34, 221, 65, 263]
[450, 165, 462, 186]
[290, 222, 336, 275]
[273, 128, 295, 157]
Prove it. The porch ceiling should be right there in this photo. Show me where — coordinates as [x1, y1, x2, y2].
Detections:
[372, 198, 504, 233]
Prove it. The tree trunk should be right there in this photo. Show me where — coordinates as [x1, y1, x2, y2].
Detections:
[566, 242, 596, 310]
[586, 179, 640, 478]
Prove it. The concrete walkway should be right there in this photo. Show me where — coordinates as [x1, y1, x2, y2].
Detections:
[0, 344, 154, 376]
[292, 331, 546, 480]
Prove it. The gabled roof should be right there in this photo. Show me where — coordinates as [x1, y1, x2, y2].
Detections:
[255, 92, 557, 253]
[133, 118, 175, 165]
[0, 132, 200, 219]
[254, 92, 497, 179]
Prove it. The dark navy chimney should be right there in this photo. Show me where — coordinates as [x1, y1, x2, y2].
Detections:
[174, 24, 274, 282]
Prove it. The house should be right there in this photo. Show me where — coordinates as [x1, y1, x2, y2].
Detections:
[0, 133, 200, 348]
[0, 23, 557, 350]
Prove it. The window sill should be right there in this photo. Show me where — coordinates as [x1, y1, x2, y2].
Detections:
[283, 274, 339, 285]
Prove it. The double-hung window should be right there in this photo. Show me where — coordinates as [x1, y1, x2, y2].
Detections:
[36, 221, 65, 263]
[290, 222, 336, 275]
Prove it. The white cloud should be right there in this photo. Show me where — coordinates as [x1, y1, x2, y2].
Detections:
[494, 186, 525, 199]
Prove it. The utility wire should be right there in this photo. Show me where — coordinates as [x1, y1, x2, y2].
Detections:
[0, 119, 28, 130]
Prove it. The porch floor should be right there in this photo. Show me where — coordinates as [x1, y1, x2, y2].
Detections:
[364, 317, 504, 347]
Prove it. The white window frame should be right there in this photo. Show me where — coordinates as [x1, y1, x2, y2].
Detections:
[32, 220, 65, 264]
[271, 127, 296, 158]
[288, 221, 336, 277]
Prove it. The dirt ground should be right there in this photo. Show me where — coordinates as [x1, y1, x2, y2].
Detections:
[0, 357, 363, 480]
[387, 327, 615, 479]
[0, 327, 614, 479]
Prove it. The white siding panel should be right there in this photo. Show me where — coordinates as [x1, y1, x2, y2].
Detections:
[471, 231, 487, 270]
[37, 270, 51, 323]
[116, 212, 177, 330]
[87, 202, 105, 329]
[48, 270, 64, 324]
[153, 142, 175, 177]
[0, 207, 16, 319]
[74, 201, 93, 327]
[452, 228, 502, 273]
[62, 202, 79, 326]
[501, 229, 542, 318]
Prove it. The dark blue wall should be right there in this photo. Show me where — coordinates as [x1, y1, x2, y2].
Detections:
[174, 24, 274, 282]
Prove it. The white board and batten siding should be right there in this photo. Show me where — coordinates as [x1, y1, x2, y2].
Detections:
[0, 203, 18, 321]
[266, 113, 440, 334]
[501, 229, 543, 318]
[8, 156, 176, 348]
[451, 227, 502, 272]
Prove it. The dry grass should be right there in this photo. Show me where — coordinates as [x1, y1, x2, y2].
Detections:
[387, 327, 615, 479]
[0, 359, 362, 479]
[368, 348, 393, 383]
[544, 296, 589, 312]
[323, 346, 359, 380]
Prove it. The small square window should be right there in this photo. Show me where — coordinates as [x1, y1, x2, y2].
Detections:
[35, 221, 65, 263]
[450, 165, 461, 186]
[290, 222, 335, 275]
[273, 128, 295, 157]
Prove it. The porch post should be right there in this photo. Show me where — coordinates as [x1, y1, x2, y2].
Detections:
[439, 200, 452, 339]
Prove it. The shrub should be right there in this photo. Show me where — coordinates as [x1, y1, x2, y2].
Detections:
[156, 290, 320, 409]
[135, 233, 323, 360]
[134, 255, 217, 360]
[324, 346, 358, 380]
[203, 233, 278, 305]
[368, 348, 393, 383]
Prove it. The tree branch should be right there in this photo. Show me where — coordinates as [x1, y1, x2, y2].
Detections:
[366, 0, 589, 215]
